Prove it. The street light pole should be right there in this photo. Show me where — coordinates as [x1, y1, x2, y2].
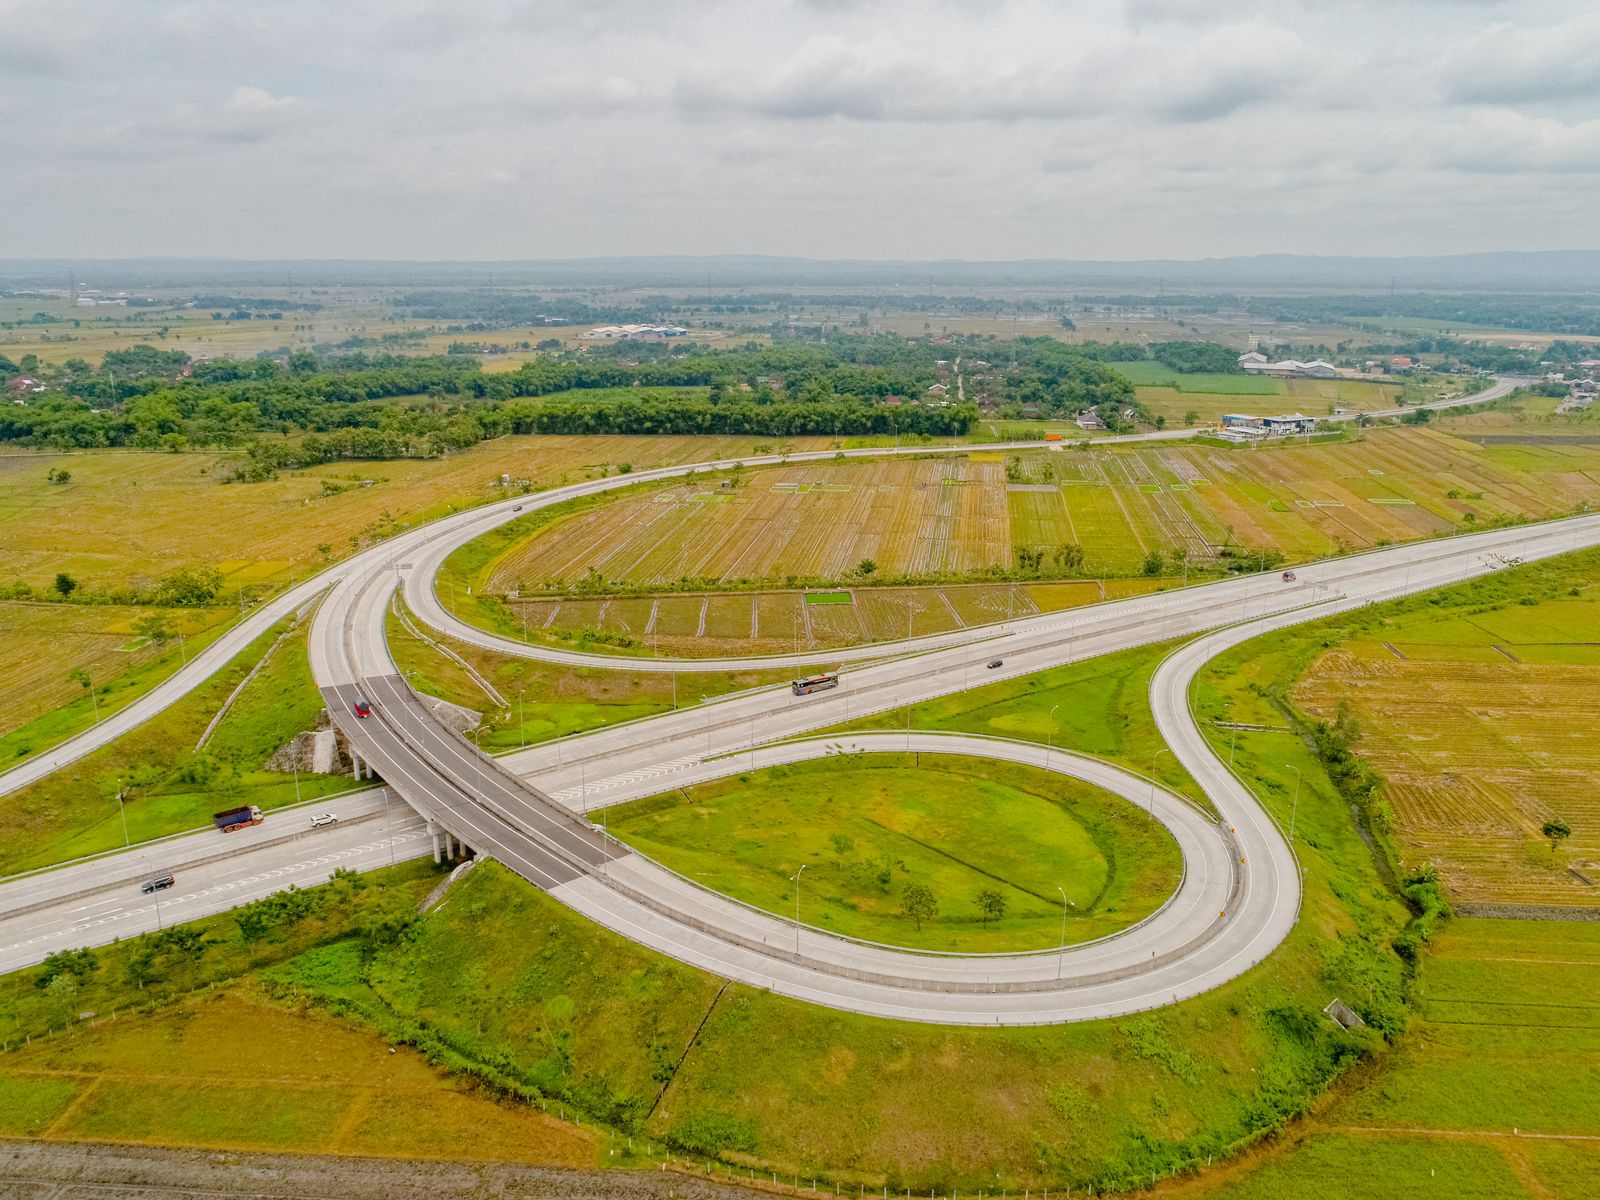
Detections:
[115, 783, 130, 848]
[1047, 704, 1059, 769]
[791, 864, 808, 961]
[1056, 885, 1069, 981]
[1283, 763, 1302, 843]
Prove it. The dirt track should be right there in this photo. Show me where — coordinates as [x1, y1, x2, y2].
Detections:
[0, 1140, 761, 1200]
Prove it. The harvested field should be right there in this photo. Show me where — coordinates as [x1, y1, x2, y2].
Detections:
[1295, 600, 1600, 907]
[0, 435, 831, 596]
[0, 602, 233, 738]
[0, 988, 595, 1165]
[477, 428, 1596, 600]
[503, 579, 1159, 657]
[489, 457, 1012, 588]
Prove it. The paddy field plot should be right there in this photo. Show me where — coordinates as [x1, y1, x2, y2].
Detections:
[1133, 376, 1409, 426]
[1294, 597, 1600, 908]
[491, 456, 1012, 588]
[1170, 920, 1600, 1200]
[0, 989, 595, 1164]
[0, 601, 233, 739]
[0, 434, 831, 595]
[608, 754, 1181, 953]
[507, 578, 1168, 658]
[488, 428, 1600, 596]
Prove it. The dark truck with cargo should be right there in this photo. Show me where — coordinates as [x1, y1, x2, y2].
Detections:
[213, 805, 264, 833]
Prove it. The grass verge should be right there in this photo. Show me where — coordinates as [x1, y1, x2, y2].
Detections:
[609, 753, 1182, 952]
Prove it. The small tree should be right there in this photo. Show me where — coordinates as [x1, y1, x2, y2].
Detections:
[1184, 409, 1200, 426]
[1543, 818, 1572, 858]
[43, 973, 79, 1024]
[857, 558, 878, 577]
[1142, 549, 1166, 576]
[54, 572, 78, 599]
[902, 882, 938, 930]
[131, 613, 176, 644]
[67, 666, 98, 722]
[975, 887, 1006, 926]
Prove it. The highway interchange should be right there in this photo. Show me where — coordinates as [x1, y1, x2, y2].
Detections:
[5, 374, 1586, 1025]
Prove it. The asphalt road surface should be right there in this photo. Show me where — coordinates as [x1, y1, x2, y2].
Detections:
[299, 498, 1600, 1022]
[0, 373, 1525, 799]
[0, 789, 425, 975]
[3, 380, 1582, 1028]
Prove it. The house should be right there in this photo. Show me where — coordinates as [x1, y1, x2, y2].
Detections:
[1390, 356, 1415, 369]
[1238, 351, 1269, 367]
[1221, 413, 1262, 430]
[1075, 410, 1106, 431]
[926, 383, 949, 397]
[1262, 413, 1317, 437]
[1214, 426, 1266, 442]
[1298, 360, 1339, 379]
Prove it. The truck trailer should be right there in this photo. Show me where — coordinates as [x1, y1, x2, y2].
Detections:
[213, 805, 264, 833]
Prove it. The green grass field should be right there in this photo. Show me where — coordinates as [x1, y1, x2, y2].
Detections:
[1168, 917, 1600, 1199]
[609, 754, 1181, 952]
[1112, 362, 1285, 393]
[253, 609, 1421, 1193]
[0, 620, 348, 874]
[1191, 547, 1600, 910]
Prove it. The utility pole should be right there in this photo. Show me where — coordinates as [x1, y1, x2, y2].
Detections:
[791, 864, 808, 961]
[1283, 763, 1302, 842]
[1056, 886, 1069, 981]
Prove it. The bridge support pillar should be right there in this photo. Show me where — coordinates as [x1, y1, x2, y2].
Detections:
[428, 819, 440, 865]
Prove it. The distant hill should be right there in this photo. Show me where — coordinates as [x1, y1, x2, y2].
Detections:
[2, 250, 1597, 292]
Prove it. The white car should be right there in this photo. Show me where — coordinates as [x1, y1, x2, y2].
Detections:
[309, 812, 339, 828]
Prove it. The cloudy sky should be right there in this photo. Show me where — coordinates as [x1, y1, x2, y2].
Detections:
[4, 0, 1599, 261]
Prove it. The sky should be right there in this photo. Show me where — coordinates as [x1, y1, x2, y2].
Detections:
[4, 0, 1600, 262]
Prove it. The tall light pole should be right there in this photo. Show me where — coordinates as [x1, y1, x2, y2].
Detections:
[1150, 747, 1173, 817]
[700, 695, 711, 756]
[115, 783, 129, 848]
[1056, 885, 1069, 981]
[1047, 704, 1060, 769]
[791, 864, 808, 961]
[1282, 763, 1302, 843]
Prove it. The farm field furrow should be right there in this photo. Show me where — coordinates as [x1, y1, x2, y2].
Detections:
[1296, 641, 1600, 907]
[0, 436, 834, 597]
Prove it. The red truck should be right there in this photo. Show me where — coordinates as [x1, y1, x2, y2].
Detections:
[213, 805, 264, 833]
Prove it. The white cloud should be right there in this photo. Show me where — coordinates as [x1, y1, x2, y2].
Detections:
[0, 0, 1597, 259]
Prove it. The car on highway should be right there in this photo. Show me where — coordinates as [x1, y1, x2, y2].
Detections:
[309, 812, 339, 828]
[987, 658, 1004, 669]
[139, 873, 175, 894]
[352, 696, 372, 717]
[1281, 570, 1297, 582]
[512, 504, 523, 511]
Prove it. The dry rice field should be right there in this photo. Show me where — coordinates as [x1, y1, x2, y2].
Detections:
[487, 427, 1600, 589]
[504, 578, 1162, 658]
[1295, 601, 1600, 907]
[0, 434, 830, 594]
[0, 602, 233, 737]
